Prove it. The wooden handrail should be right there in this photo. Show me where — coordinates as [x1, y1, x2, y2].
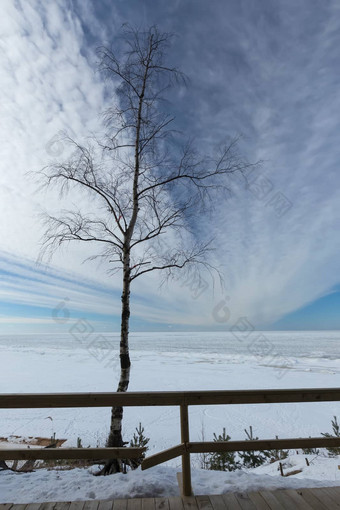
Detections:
[187, 436, 340, 453]
[0, 447, 146, 461]
[141, 436, 340, 470]
[0, 387, 340, 408]
[1, 387, 339, 497]
[141, 444, 186, 470]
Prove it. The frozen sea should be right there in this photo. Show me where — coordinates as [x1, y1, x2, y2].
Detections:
[1, 329, 340, 357]
[0, 330, 339, 466]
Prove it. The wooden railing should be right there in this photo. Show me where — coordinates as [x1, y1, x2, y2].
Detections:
[1, 388, 340, 496]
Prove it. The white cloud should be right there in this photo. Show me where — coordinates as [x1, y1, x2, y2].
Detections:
[0, 0, 107, 273]
[0, 317, 62, 324]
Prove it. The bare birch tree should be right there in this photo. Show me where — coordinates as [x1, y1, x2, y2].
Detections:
[38, 26, 255, 474]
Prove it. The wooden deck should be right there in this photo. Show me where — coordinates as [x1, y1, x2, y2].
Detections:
[1, 487, 340, 510]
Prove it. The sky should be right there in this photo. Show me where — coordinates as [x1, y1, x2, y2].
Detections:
[1, 0, 340, 334]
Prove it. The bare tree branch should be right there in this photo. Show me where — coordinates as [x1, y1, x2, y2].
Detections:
[36, 25, 258, 475]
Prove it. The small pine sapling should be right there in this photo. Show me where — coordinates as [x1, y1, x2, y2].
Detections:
[207, 428, 241, 471]
[302, 437, 319, 455]
[130, 422, 150, 450]
[321, 416, 340, 457]
[265, 435, 289, 463]
[128, 422, 150, 469]
[239, 426, 267, 468]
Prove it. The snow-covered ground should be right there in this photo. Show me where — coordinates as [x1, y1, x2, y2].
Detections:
[1, 457, 340, 503]
[0, 331, 339, 502]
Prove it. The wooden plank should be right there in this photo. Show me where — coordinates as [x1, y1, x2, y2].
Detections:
[141, 445, 185, 470]
[168, 498, 184, 510]
[247, 492, 271, 509]
[271, 490, 307, 510]
[309, 488, 340, 509]
[195, 496, 213, 509]
[176, 473, 183, 496]
[279, 490, 314, 509]
[112, 501, 127, 510]
[320, 486, 340, 507]
[1, 388, 340, 409]
[83, 502, 99, 510]
[326, 486, 340, 498]
[207, 496, 228, 510]
[68, 503, 85, 510]
[97, 502, 115, 510]
[294, 489, 329, 509]
[274, 490, 302, 510]
[26, 505, 42, 510]
[154, 498, 169, 510]
[181, 498, 198, 510]
[233, 493, 257, 510]
[141, 499, 155, 510]
[9, 506, 28, 510]
[38, 504, 58, 510]
[0, 506, 13, 510]
[187, 436, 340, 454]
[0, 447, 145, 461]
[126, 500, 142, 510]
[221, 494, 242, 509]
[53, 504, 71, 510]
[180, 405, 192, 497]
[259, 491, 285, 510]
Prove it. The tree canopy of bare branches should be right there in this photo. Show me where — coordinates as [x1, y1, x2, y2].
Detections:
[37, 25, 257, 474]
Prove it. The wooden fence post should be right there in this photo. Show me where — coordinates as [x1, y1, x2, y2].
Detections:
[180, 403, 193, 497]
